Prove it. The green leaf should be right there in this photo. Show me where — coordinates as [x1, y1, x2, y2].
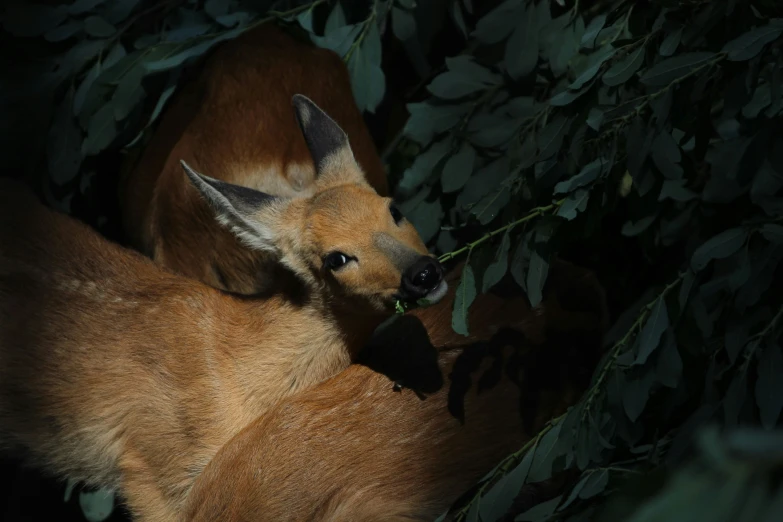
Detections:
[505, 3, 539, 79]
[537, 115, 571, 160]
[427, 57, 500, 99]
[586, 108, 604, 131]
[452, 265, 477, 336]
[554, 158, 603, 194]
[391, 7, 416, 41]
[761, 224, 783, 244]
[510, 236, 529, 290]
[442, 143, 476, 193]
[658, 179, 697, 202]
[407, 198, 442, 244]
[549, 81, 594, 107]
[722, 24, 783, 62]
[579, 468, 609, 499]
[83, 15, 116, 37]
[103, 0, 141, 24]
[639, 52, 716, 86]
[397, 139, 452, 196]
[581, 14, 607, 50]
[751, 160, 783, 204]
[723, 373, 748, 427]
[570, 46, 616, 90]
[79, 487, 115, 522]
[691, 227, 750, 272]
[526, 248, 549, 308]
[480, 448, 535, 522]
[325, 2, 346, 34]
[348, 25, 386, 113]
[145, 32, 239, 72]
[557, 189, 590, 221]
[466, 499, 480, 522]
[126, 75, 179, 148]
[756, 342, 783, 429]
[111, 66, 145, 121]
[45, 20, 83, 42]
[656, 329, 682, 388]
[635, 297, 669, 366]
[74, 62, 102, 117]
[742, 83, 772, 118]
[296, 8, 314, 32]
[69, 0, 105, 15]
[404, 102, 469, 145]
[311, 24, 361, 56]
[659, 26, 683, 57]
[450, 1, 468, 38]
[603, 45, 645, 86]
[46, 88, 83, 185]
[82, 104, 117, 155]
[473, 0, 522, 45]
[482, 230, 512, 292]
[473, 187, 511, 225]
[457, 156, 511, 209]
[204, 0, 229, 19]
[623, 371, 653, 422]
[528, 422, 563, 483]
[548, 15, 584, 77]
[515, 495, 563, 521]
[467, 112, 518, 148]
[650, 131, 683, 179]
[621, 214, 658, 236]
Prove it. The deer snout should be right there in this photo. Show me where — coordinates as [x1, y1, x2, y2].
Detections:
[400, 256, 447, 304]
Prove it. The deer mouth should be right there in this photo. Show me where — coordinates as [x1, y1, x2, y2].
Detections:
[419, 279, 448, 306]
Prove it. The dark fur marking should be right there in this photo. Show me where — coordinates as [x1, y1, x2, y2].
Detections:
[291, 94, 349, 174]
[181, 160, 276, 217]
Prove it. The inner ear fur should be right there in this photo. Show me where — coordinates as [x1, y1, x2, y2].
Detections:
[181, 160, 283, 253]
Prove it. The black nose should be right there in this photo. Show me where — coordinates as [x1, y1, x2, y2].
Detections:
[400, 256, 444, 301]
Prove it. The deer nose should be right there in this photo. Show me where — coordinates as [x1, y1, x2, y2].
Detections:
[400, 256, 444, 301]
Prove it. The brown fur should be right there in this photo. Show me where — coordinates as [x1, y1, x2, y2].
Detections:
[0, 176, 432, 522]
[120, 24, 388, 294]
[182, 261, 610, 521]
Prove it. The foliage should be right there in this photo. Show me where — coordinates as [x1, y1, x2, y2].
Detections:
[391, 0, 783, 520]
[2, 0, 783, 521]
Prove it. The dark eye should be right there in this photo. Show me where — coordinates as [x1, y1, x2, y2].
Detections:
[323, 252, 351, 271]
[389, 203, 404, 224]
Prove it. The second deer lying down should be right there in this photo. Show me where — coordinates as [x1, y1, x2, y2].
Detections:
[121, 24, 389, 295]
[183, 261, 609, 522]
[0, 96, 444, 522]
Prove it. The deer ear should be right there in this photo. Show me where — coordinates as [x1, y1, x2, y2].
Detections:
[291, 94, 360, 182]
[181, 160, 281, 253]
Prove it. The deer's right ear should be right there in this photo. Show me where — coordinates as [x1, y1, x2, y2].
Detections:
[181, 160, 281, 253]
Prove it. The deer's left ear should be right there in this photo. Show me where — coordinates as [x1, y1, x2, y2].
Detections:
[181, 160, 282, 253]
[291, 94, 365, 185]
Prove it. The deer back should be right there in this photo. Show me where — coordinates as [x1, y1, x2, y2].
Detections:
[181, 259, 609, 522]
[120, 24, 388, 294]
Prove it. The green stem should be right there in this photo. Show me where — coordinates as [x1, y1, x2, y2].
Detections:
[438, 200, 566, 264]
[582, 273, 685, 415]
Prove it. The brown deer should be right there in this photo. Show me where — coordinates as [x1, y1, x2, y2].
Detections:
[0, 93, 445, 522]
[120, 24, 389, 295]
[182, 260, 609, 522]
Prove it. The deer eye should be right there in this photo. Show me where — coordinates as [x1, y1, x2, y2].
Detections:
[389, 203, 404, 224]
[323, 252, 351, 271]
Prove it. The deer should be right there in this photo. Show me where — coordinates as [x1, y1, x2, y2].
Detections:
[120, 24, 389, 295]
[181, 258, 610, 522]
[0, 93, 446, 522]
